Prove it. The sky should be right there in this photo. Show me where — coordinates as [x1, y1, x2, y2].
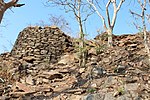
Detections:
[0, 0, 149, 54]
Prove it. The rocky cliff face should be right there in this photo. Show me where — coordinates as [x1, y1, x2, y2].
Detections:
[11, 26, 74, 64]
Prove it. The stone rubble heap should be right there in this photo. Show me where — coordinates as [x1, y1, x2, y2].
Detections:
[11, 26, 73, 64]
[0, 28, 150, 100]
[94, 33, 146, 69]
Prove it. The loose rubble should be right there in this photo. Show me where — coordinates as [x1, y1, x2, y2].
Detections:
[0, 26, 150, 100]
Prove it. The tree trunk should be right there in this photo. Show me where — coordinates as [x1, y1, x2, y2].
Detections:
[78, 0, 86, 67]
[78, 19, 86, 67]
[107, 28, 113, 47]
[143, 30, 150, 58]
[143, 19, 150, 60]
[141, 3, 150, 61]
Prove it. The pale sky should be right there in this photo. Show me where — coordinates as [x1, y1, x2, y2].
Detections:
[0, 0, 149, 53]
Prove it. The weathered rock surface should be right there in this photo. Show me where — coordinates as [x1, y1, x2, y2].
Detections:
[11, 26, 74, 64]
[0, 27, 150, 100]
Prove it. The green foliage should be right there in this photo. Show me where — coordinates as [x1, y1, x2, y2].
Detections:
[73, 36, 88, 67]
[95, 44, 107, 54]
[101, 33, 110, 40]
[43, 59, 50, 65]
[87, 88, 96, 93]
[0, 66, 2, 71]
[117, 87, 125, 95]
[74, 38, 88, 57]
[96, 33, 110, 41]
[113, 67, 118, 73]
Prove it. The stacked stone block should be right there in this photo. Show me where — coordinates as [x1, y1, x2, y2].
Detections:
[11, 26, 73, 63]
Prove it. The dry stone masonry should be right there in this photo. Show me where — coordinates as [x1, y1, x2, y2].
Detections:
[0, 28, 150, 100]
[11, 26, 74, 64]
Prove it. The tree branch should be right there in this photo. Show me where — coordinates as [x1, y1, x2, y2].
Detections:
[13, 3, 25, 7]
[106, 0, 111, 28]
[111, 0, 124, 28]
[5, 0, 18, 9]
[129, 9, 142, 17]
[117, 0, 125, 11]
[0, 0, 24, 24]
[87, 0, 107, 30]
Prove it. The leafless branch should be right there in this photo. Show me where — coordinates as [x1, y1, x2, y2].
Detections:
[130, 0, 150, 59]
[129, 9, 142, 17]
[106, 0, 111, 28]
[0, 0, 24, 24]
[86, 0, 107, 30]
[111, 0, 125, 28]
[117, 0, 125, 11]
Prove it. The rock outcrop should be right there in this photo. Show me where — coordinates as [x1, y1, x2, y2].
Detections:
[0, 28, 150, 100]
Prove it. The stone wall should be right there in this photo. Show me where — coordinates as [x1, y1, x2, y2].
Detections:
[11, 26, 73, 64]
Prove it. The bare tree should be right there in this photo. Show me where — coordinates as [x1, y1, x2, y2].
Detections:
[0, 0, 24, 24]
[48, 15, 71, 34]
[87, 0, 125, 47]
[47, 0, 92, 67]
[130, 0, 150, 60]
